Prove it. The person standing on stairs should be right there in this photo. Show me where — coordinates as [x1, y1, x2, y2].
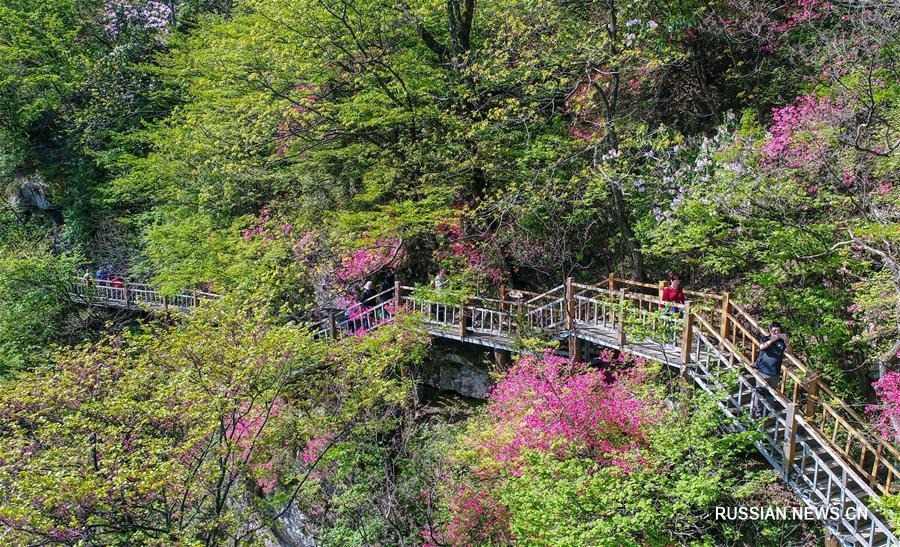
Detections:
[661, 274, 686, 305]
[752, 321, 792, 419]
[360, 280, 375, 307]
[661, 274, 686, 345]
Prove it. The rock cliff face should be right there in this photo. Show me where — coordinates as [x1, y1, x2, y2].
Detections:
[269, 501, 317, 547]
[416, 339, 494, 399]
[5, 173, 63, 224]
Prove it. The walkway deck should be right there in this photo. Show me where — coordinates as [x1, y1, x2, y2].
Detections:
[70, 275, 898, 546]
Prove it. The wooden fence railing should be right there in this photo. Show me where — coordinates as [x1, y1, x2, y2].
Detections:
[71, 278, 218, 311]
[71, 273, 900, 544]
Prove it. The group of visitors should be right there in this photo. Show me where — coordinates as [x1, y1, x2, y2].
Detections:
[81, 265, 125, 291]
[357, 272, 396, 308]
[660, 273, 789, 420]
[342, 272, 397, 330]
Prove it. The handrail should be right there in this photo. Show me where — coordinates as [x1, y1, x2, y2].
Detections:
[523, 285, 565, 305]
[693, 304, 900, 498]
[73, 272, 900, 521]
[525, 298, 564, 314]
[613, 277, 724, 302]
[693, 314, 888, 495]
[727, 301, 900, 495]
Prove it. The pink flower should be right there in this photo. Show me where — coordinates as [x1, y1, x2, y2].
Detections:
[868, 373, 900, 440]
[761, 94, 840, 169]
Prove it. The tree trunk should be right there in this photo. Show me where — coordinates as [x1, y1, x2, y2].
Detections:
[447, 0, 475, 58]
[610, 185, 646, 280]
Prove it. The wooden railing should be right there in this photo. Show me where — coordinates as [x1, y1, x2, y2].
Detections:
[689, 313, 894, 545]
[604, 275, 900, 498]
[722, 301, 900, 497]
[71, 278, 218, 312]
[72, 273, 900, 543]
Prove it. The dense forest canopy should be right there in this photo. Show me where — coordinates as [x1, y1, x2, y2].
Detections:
[0, 0, 898, 542]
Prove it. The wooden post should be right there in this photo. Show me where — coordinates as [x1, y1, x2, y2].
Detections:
[719, 292, 731, 342]
[871, 441, 884, 489]
[515, 297, 524, 337]
[565, 277, 575, 330]
[608, 273, 616, 292]
[192, 289, 199, 308]
[394, 281, 402, 307]
[565, 277, 582, 358]
[782, 402, 798, 480]
[658, 281, 665, 300]
[804, 373, 820, 418]
[569, 336, 583, 361]
[123, 282, 130, 308]
[617, 288, 626, 349]
[459, 300, 469, 338]
[499, 285, 507, 312]
[328, 312, 337, 340]
[680, 303, 693, 366]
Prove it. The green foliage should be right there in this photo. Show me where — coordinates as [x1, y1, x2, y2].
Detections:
[1, 0, 897, 542]
[446, 387, 817, 546]
[0, 296, 434, 544]
[0, 231, 78, 372]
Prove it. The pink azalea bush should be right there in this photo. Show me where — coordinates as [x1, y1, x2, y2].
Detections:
[481, 351, 658, 472]
[433, 350, 662, 545]
[334, 236, 403, 284]
[867, 372, 900, 441]
[226, 398, 286, 494]
[434, 217, 508, 285]
[761, 93, 842, 169]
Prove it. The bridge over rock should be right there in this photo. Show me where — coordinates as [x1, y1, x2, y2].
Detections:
[71, 275, 899, 546]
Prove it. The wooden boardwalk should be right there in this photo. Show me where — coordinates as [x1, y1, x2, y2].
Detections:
[71, 275, 898, 546]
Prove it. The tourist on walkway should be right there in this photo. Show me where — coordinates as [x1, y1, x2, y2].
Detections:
[431, 269, 447, 322]
[661, 274, 685, 344]
[360, 280, 375, 306]
[432, 268, 446, 290]
[752, 321, 792, 419]
[661, 274, 686, 305]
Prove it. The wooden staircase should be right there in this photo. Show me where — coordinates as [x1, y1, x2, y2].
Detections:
[71, 275, 899, 546]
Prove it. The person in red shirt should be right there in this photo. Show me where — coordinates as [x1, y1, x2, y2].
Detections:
[661, 274, 685, 346]
[661, 274, 685, 305]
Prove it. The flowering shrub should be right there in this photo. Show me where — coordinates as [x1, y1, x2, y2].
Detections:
[431, 351, 661, 545]
[868, 372, 900, 441]
[442, 481, 514, 545]
[0, 301, 316, 544]
[479, 351, 658, 472]
[334, 235, 403, 284]
[434, 217, 507, 285]
[102, 0, 173, 40]
[761, 93, 842, 170]
[227, 398, 286, 494]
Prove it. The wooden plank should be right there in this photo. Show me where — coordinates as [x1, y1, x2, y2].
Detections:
[782, 403, 798, 479]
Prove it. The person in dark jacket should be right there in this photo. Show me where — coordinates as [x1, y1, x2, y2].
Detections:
[379, 272, 395, 304]
[360, 280, 375, 306]
[752, 321, 792, 419]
